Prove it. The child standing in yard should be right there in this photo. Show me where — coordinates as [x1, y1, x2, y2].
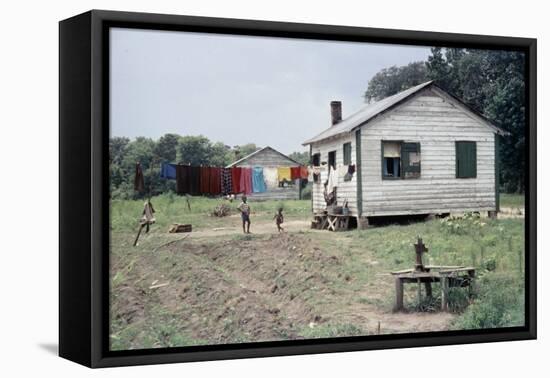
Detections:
[274, 207, 284, 233]
[237, 195, 251, 234]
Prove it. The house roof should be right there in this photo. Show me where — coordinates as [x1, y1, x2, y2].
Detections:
[226, 146, 302, 168]
[302, 81, 508, 145]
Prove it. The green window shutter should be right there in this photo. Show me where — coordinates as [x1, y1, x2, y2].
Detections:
[456, 141, 477, 178]
[401, 142, 421, 179]
[343, 142, 352, 165]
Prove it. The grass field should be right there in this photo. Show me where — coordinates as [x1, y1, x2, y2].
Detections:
[500, 193, 525, 209]
[110, 194, 525, 350]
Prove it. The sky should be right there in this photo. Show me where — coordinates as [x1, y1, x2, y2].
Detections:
[110, 28, 431, 155]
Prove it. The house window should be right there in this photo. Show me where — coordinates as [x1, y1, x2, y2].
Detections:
[456, 141, 477, 178]
[311, 153, 321, 183]
[382, 141, 421, 179]
[343, 142, 352, 165]
[401, 142, 421, 179]
[312, 153, 320, 166]
[328, 151, 336, 170]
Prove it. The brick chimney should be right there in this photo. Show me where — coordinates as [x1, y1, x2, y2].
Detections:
[330, 101, 342, 126]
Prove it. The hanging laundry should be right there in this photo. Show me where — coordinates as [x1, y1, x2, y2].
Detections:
[252, 167, 267, 193]
[176, 164, 191, 194]
[240, 167, 253, 195]
[344, 164, 356, 182]
[338, 165, 347, 180]
[200, 166, 211, 194]
[311, 166, 321, 183]
[209, 167, 221, 194]
[231, 167, 242, 194]
[134, 162, 145, 192]
[221, 168, 233, 195]
[300, 166, 308, 179]
[263, 167, 279, 188]
[290, 166, 301, 180]
[327, 166, 338, 193]
[160, 162, 177, 180]
[277, 167, 291, 184]
[189, 166, 201, 195]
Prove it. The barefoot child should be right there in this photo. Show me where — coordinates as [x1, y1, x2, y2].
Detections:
[273, 207, 284, 233]
[237, 195, 251, 234]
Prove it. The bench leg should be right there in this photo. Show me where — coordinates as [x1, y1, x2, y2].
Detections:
[417, 279, 422, 305]
[425, 281, 433, 298]
[394, 277, 404, 311]
[441, 277, 449, 311]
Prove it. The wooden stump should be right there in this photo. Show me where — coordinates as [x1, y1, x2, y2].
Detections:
[358, 216, 369, 230]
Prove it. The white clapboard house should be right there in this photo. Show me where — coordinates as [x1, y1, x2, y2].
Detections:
[302, 81, 508, 227]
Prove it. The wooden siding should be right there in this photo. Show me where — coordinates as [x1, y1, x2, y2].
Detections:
[360, 88, 496, 216]
[232, 148, 300, 168]
[310, 134, 358, 215]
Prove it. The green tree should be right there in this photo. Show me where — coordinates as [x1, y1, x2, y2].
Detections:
[231, 143, 259, 162]
[209, 142, 232, 167]
[176, 135, 213, 165]
[288, 151, 310, 165]
[109, 137, 130, 193]
[154, 133, 180, 162]
[364, 61, 428, 102]
[109, 136, 130, 165]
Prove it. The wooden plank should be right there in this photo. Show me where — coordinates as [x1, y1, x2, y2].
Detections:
[391, 268, 414, 275]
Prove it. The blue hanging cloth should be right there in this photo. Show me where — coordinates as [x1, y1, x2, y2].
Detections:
[160, 162, 177, 180]
[252, 167, 267, 193]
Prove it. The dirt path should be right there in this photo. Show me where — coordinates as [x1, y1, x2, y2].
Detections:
[189, 215, 312, 238]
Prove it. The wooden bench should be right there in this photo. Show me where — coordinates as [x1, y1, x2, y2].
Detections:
[326, 214, 350, 231]
[312, 213, 350, 231]
[391, 266, 475, 311]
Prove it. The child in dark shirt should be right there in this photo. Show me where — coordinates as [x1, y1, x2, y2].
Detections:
[237, 195, 251, 234]
[273, 207, 284, 233]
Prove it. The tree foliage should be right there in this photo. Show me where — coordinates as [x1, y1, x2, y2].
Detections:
[364, 61, 428, 102]
[288, 151, 310, 166]
[364, 48, 525, 193]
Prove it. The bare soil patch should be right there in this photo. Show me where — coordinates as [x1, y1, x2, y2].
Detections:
[111, 227, 454, 349]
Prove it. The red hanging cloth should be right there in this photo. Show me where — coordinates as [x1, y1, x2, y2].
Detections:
[231, 167, 242, 194]
[290, 166, 301, 180]
[200, 166, 211, 194]
[209, 167, 221, 194]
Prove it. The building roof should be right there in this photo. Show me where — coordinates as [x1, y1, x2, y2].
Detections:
[226, 146, 302, 168]
[302, 81, 507, 145]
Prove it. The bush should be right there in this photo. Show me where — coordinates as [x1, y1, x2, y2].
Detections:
[453, 272, 524, 330]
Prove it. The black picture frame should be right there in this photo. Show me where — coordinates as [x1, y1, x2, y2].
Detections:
[59, 9, 537, 368]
